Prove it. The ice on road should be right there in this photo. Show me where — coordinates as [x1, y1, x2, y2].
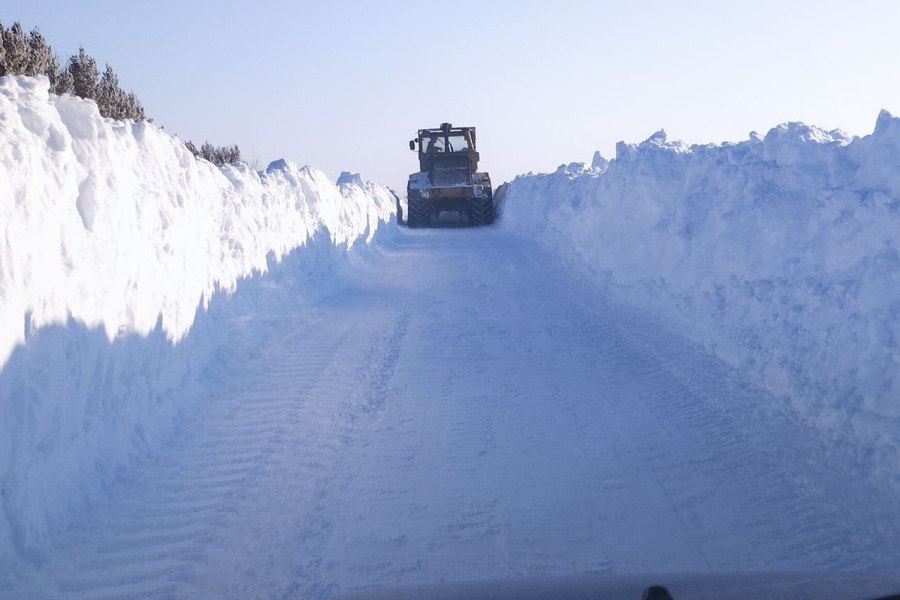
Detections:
[20, 226, 900, 599]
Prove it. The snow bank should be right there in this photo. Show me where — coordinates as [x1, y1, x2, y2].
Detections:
[0, 76, 393, 366]
[501, 113, 900, 479]
[0, 76, 394, 566]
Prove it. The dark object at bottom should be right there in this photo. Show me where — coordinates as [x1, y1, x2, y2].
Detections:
[642, 585, 673, 600]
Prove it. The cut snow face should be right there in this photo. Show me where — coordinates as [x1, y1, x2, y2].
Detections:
[500, 113, 900, 484]
[0, 74, 394, 568]
[0, 75, 394, 369]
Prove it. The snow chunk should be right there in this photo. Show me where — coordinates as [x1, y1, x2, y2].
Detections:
[763, 121, 851, 146]
[616, 128, 691, 161]
[265, 157, 297, 173]
[591, 151, 609, 172]
[874, 108, 897, 135]
[337, 171, 364, 187]
[646, 128, 667, 144]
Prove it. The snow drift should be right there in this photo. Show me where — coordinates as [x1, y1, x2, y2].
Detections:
[0, 76, 393, 366]
[501, 113, 900, 481]
[0, 76, 394, 566]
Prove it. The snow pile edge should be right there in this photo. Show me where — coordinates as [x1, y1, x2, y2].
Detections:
[0, 75, 395, 566]
[501, 114, 900, 478]
[0, 75, 395, 367]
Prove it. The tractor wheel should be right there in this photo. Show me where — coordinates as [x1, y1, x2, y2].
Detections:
[467, 195, 494, 226]
[407, 197, 431, 228]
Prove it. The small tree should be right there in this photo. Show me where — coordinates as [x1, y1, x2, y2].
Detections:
[92, 64, 145, 121]
[67, 46, 99, 100]
[223, 145, 241, 163]
[97, 64, 124, 118]
[47, 52, 73, 94]
[0, 22, 7, 73]
[122, 91, 145, 121]
[200, 141, 216, 163]
[186, 140, 242, 166]
[26, 27, 53, 77]
[1, 22, 30, 76]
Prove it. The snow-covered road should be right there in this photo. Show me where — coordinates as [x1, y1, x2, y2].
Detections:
[15, 226, 900, 599]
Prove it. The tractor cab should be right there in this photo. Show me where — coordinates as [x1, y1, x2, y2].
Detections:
[410, 123, 481, 184]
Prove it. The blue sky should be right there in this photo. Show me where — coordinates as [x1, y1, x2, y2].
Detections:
[3, 0, 899, 191]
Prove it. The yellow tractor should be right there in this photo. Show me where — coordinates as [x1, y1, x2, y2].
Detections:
[406, 123, 494, 227]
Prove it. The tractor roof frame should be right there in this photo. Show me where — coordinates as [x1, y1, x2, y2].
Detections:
[417, 126, 477, 148]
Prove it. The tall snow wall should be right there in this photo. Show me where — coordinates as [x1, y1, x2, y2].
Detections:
[0, 76, 395, 567]
[501, 114, 900, 482]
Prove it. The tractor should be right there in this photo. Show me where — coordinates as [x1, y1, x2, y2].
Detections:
[406, 123, 493, 227]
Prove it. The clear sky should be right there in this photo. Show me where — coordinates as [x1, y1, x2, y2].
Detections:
[3, 0, 900, 191]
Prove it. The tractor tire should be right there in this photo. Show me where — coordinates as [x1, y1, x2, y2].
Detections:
[407, 196, 431, 228]
[467, 194, 494, 226]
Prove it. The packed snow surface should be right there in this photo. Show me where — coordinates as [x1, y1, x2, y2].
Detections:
[501, 114, 900, 483]
[7, 228, 900, 599]
[3, 73, 900, 598]
[0, 76, 393, 569]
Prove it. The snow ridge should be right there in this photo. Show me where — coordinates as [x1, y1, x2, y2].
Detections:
[0, 75, 394, 368]
[501, 113, 900, 479]
[0, 75, 394, 567]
